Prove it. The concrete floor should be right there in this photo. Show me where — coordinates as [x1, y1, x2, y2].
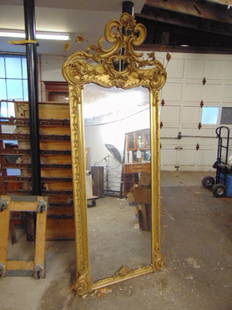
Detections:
[88, 197, 151, 282]
[0, 171, 232, 310]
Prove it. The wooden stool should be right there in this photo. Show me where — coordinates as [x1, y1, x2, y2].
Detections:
[0, 195, 48, 278]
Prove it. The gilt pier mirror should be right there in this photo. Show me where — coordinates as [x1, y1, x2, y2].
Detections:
[63, 13, 167, 295]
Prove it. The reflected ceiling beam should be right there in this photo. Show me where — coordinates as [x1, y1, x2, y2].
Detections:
[145, 0, 232, 24]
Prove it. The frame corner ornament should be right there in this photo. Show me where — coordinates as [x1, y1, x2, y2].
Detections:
[153, 247, 165, 270]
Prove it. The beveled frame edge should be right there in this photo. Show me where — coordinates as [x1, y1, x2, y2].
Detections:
[62, 13, 167, 296]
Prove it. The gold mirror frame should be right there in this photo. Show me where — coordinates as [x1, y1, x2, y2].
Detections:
[63, 13, 167, 296]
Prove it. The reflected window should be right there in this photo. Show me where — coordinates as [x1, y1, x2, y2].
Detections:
[201, 107, 220, 125]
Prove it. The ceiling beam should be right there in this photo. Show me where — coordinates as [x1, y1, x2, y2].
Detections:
[207, 0, 231, 5]
[145, 0, 232, 24]
[137, 43, 232, 54]
[136, 7, 232, 37]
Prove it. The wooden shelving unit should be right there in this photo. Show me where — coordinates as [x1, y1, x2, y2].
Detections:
[0, 99, 75, 240]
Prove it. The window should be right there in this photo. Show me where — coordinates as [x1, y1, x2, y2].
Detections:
[220, 107, 232, 125]
[201, 107, 220, 125]
[0, 55, 27, 177]
[0, 55, 28, 102]
[0, 54, 28, 118]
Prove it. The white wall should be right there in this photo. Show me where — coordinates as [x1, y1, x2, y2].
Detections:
[40, 55, 66, 81]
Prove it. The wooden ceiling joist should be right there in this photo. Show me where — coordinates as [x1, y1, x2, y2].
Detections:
[136, 0, 232, 51]
[137, 7, 232, 37]
[145, 0, 232, 25]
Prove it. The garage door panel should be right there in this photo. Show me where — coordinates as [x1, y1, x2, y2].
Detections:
[183, 84, 202, 101]
[161, 149, 177, 166]
[197, 150, 216, 166]
[166, 58, 184, 79]
[182, 107, 200, 124]
[160, 106, 180, 123]
[203, 84, 222, 101]
[184, 59, 204, 78]
[222, 62, 232, 79]
[161, 123, 180, 129]
[179, 149, 197, 166]
[162, 83, 182, 101]
[158, 52, 232, 171]
[182, 128, 216, 137]
[222, 84, 232, 101]
[197, 138, 218, 148]
[205, 60, 224, 79]
[160, 128, 179, 138]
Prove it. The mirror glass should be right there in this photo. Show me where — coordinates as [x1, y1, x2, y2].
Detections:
[83, 84, 152, 281]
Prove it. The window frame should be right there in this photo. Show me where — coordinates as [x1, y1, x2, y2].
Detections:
[0, 54, 28, 102]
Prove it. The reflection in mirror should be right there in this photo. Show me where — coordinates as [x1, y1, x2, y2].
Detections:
[83, 84, 151, 281]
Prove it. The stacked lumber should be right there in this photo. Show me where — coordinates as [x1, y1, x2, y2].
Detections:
[0, 101, 75, 240]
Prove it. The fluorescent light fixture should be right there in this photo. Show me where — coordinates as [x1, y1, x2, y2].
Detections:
[0, 31, 25, 38]
[180, 44, 189, 47]
[36, 32, 70, 40]
[0, 29, 70, 40]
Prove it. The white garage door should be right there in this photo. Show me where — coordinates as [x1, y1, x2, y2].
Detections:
[154, 52, 232, 171]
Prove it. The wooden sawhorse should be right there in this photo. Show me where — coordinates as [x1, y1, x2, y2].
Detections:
[0, 195, 48, 278]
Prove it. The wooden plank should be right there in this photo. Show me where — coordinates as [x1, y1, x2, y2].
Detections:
[0, 133, 71, 141]
[6, 260, 34, 270]
[40, 127, 71, 135]
[40, 141, 71, 151]
[2, 163, 72, 169]
[41, 155, 71, 165]
[14, 102, 69, 119]
[46, 218, 75, 240]
[34, 198, 47, 269]
[0, 150, 71, 156]
[0, 207, 10, 266]
[39, 105, 69, 119]
[123, 163, 151, 174]
[15, 127, 71, 135]
[0, 149, 31, 155]
[47, 207, 73, 216]
[9, 202, 37, 212]
[0, 117, 70, 127]
[43, 182, 72, 191]
[41, 169, 72, 178]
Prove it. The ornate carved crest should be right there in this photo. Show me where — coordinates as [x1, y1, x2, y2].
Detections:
[63, 13, 166, 89]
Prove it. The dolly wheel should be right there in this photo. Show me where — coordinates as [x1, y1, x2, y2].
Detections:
[212, 183, 226, 198]
[202, 176, 215, 189]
